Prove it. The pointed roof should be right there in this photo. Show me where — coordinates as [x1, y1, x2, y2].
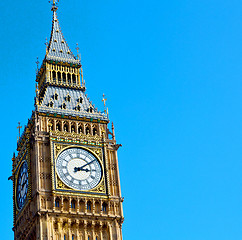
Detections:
[37, 86, 108, 121]
[46, 6, 80, 64]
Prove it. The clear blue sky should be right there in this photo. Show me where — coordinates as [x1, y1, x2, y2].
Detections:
[0, 0, 242, 239]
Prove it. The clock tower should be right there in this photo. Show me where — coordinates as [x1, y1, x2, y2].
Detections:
[11, 2, 124, 240]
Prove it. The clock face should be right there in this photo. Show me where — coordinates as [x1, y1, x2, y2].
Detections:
[16, 161, 28, 210]
[56, 147, 102, 191]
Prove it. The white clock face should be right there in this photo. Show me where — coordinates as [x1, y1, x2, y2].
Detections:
[16, 161, 28, 210]
[56, 147, 102, 191]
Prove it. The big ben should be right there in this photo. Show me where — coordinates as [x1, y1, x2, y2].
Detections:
[11, 1, 124, 239]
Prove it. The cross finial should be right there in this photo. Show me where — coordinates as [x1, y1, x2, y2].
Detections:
[17, 122, 22, 138]
[102, 94, 107, 108]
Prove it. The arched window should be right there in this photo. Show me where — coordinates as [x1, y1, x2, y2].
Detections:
[72, 74, 76, 85]
[87, 201, 91, 211]
[72, 235, 75, 240]
[56, 122, 61, 131]
[71, 200, 76, 209]
[102, 202, 107, 213]
[86, 127, 90, 135]
[66, 95, 71, 102]
[64, 235, 66, 240]
[63, 72, 66, 84]
[79, 97, 83, 103]
[78, 126, 82, 133]
[93, 128, 97, 135]
[62, 102, 66, 109]
[89, 107, 93, 113]
[67, 73, 71, 85]
[71, 125, 75, 133]
[49, 100, 54, 108]
[57, 72, 62, 83]
[54, 93, 58, 100]
[64, 123, 69, 132]
[52, 71, 56, 83]
[55, 198, 60, 208]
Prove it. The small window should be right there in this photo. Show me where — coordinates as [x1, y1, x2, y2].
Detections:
[54, 93, 58, 100]
[93, 128, 97, 135]
[52, 48, 56, 52]
[89, 107, 93, 113]
[55, 199, 60, 208]
[56, 29, 59, 33]
[49, 101, 54, 108]
[76, 105, 81, 111]
[60, 49, 63, 53]
[87, 201, 91, 211]
[67, 73, 71, 85]
[63, 73, 66, 84]
[72, 74, 76, 85]
[102, 202, 107, 212]
[64, 124, 68, 132]
[66, 95, 71, 102]
[86, 127, 90, 135]
[56, 123, 61, 131]
[62, 103, 66, 109]
[54, 39, 57, 42]
[71, 125, 75, 132]
[71, 200, 76, 209]
[78, 126, 82, 133]
[78, 97, 83, 103]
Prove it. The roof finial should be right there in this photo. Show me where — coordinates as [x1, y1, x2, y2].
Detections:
[102, 94, 107, 108]
[45, 38, 49, 54]
[17, 122, 22, 140]
[36, 57, 39, 75]
[81, 67, 84, 85]
[49, 0, 59, 11]
[76, 43, 81, 60]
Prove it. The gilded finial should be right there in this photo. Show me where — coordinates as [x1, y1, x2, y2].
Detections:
[35, 84, 39, 105]
[45, 38, 49, 54]
[76, 43, 81, 60]
[102, 94, 107, 108]
[49, 0, 59, 11]
[17, 122, 22, 140]
[36, 57, 39, 75]
[81, 67, 84, 85]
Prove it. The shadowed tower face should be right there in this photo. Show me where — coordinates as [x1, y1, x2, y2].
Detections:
[11, 2, 124, 240]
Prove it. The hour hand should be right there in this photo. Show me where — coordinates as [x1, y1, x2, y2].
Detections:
[74, 167, 89, 173]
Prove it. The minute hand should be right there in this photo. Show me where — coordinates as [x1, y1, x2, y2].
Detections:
[79, 159, 95, 170]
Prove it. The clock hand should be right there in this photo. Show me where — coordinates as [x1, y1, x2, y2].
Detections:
[74, 160, 96, 172]
[74, 167, 89, 172]
[21, 180, 28, 190]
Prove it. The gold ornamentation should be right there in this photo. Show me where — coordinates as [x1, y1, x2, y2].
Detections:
[56, 176, 71, 190]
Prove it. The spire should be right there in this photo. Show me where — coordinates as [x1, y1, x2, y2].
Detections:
[46, 2, 80, 64]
